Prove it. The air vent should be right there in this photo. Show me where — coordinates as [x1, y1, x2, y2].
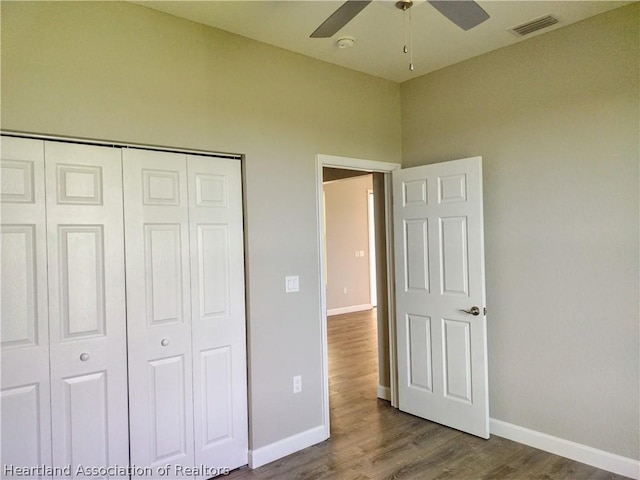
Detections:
[508, 15, 559, 37]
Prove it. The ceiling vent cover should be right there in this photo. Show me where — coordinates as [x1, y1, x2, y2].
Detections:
[508, 15, 559, 37]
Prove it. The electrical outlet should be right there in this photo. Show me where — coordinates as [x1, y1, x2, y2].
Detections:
[343, 287, 348, 294]
[293, 375, 302, 394]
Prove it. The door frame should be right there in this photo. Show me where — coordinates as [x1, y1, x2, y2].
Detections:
[315, 154, 401, 438]
[367, 188, 377, 308]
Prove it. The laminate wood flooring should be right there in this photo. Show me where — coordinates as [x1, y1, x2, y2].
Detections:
[227, 309, 628, 480]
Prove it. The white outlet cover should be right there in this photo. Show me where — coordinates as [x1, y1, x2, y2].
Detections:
[293, 375, 302, 393]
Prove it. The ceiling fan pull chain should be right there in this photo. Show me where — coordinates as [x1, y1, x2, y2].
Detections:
[396, 0, 415, 71]
[403, 8, 408, 53]
[409, 5, 414, 71]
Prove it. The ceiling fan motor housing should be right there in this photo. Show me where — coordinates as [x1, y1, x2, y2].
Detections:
[396, 0, 413, 11]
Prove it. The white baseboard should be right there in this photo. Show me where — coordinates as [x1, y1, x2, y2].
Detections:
[490, 418, 640, 479]
[377, 385, 391, 401]
[248, 425, 327, 469]
[327, 304, 372, 316]
[248, 417, 639, 477]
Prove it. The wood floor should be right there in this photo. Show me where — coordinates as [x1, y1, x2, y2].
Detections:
[228, 309, 627, 480]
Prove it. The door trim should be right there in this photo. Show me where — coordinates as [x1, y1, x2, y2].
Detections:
[368, 189, 377, 309]
[315, 154, 401, 438]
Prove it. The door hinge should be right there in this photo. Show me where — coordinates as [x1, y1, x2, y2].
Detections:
[484, 307, 487, 316]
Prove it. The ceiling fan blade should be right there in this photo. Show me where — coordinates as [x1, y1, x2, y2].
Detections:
[310, 0, 372, 38]
[428, 1, 489, 31]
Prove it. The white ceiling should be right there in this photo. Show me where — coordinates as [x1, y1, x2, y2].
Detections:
[135, 1, 632, 83]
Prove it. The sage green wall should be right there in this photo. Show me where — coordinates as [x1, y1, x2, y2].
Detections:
[401, 4, 639, 459]
[0, 1, 401, 449]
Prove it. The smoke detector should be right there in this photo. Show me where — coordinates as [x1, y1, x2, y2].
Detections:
[336, 37, 355, 49]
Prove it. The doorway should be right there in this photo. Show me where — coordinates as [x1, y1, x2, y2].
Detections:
[318, 153, 491, 445]
[316, 154, 401, 437]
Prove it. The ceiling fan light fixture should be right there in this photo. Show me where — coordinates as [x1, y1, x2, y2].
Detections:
[336, 36, 356, 49]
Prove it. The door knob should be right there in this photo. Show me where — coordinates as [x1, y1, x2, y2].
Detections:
[161, 338, 169, 347]
[461, 306, 481, 316]
[80, 353, 90, 361]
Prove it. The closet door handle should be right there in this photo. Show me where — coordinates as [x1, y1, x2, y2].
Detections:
[80, 353, 90, 362]
[161, 338, 169, 347]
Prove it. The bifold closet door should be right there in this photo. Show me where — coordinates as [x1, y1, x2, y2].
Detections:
[123, 148, 249, 475]
[187, 155, 248, 470]
[45, 141, 129, 478]
[123, 149, 195, 474]
[1, 137, 53, 473]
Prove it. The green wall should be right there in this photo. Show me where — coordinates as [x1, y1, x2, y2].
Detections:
[1, 0, 401, 450]
[401, 3, 639, 459]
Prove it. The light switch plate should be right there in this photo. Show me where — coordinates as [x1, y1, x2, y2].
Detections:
[285, 275, 299, 293]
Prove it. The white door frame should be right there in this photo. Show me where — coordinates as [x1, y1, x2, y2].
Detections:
[316, 154, 401, 438]
[367, 188, 377, 308]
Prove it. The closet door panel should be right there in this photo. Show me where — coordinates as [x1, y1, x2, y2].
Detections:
[0, 136, 52, 476]
[44, 141, 129, 478]
[148, 355, 189, 460]
[123, 149, 195, 474]
[187, 155, 248, 471]
[60, 371, 110, 466]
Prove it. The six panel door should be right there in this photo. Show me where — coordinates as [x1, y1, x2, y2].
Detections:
[393, 157, 489, 439]
[187, 155, 249, 473]
[1, 137, 53, 477]
[45, 141, 130, 478]
[123, 148, 196, 476]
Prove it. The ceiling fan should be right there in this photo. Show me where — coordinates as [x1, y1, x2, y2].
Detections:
[310, 0, 490, 38]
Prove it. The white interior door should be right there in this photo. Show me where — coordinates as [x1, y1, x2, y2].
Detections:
[123, 148, 195, 475]
[393, 156, 489, 438]
[1, 137, 53, 475]
[45, 141, 130, 477]
[187, 155, 248, 472]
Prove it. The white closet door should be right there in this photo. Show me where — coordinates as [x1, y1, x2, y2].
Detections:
[45, 141, 129, 478]
[123, 149, 195, 476]
[1, 137, 53, 477]
[187, 155, 248, 472]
